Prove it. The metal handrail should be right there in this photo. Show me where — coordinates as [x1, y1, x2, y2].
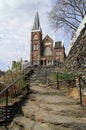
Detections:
[0, 69, 32, 95]
[79, 75, 86, 106]
[80, 76, 86, 85]
[0, 68, 33, 127]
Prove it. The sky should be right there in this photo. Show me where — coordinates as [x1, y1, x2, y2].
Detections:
[0, 0, 71, 71]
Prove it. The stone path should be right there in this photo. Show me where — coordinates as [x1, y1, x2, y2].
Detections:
[8, 85, 86, 130]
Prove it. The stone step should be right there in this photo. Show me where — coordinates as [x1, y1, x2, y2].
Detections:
[21, 100, 86, 130]
[8, 85, 86, 130]
[8, 116, 53, 130]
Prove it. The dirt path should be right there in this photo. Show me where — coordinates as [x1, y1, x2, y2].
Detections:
[8, 85, 86, 130]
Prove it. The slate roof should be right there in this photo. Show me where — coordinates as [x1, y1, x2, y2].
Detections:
[32, 11, 41, 30]
[55, 41, 63, 49]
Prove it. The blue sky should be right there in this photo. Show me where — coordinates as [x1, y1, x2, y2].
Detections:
[0, 0, 71, 71]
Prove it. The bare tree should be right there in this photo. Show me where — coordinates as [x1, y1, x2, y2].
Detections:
[48, 0, 86, 33]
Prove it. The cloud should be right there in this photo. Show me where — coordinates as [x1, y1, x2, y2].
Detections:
[0, 59, 8, 70]
[0, 0, 53, 71]
[0, 0, 71, 71]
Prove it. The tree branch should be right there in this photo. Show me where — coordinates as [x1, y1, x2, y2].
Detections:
[48, 0, 85, 33]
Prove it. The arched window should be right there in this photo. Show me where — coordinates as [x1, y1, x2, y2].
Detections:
[33, 34, 38, 40]
[33, 44, 38, 50]
[44, 47, 52, 56]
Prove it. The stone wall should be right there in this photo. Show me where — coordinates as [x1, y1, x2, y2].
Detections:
[65, 25, 86, 77]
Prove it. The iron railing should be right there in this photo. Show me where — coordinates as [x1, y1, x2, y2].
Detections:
[0, 68, 34, 128]
[79, 75, 86, 106]
[47, 72, 75, 88]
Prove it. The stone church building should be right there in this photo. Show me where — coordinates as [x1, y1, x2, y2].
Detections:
[30, 11, 66, 66]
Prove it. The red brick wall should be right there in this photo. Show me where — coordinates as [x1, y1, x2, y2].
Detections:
[30, 31, 42, 63]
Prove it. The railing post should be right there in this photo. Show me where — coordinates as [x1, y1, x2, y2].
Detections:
[46, 71, 49, 86]
[46, 70, 49, 86]
[79, 76, 83, 106]
[6, 89, 8, 126]
[56, 73, 59, 89]
[27, 76, 30, 93]
[46, 71, 47, 83]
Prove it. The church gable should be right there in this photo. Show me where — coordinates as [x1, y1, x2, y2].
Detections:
[41, 35, 54, 57]
[43, 34, 54, 44]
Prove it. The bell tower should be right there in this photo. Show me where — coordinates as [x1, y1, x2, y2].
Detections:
[30, 10, 42, 65]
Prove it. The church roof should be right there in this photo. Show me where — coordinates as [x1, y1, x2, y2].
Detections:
[55, 41, 63, 49]
[32, 10, 41, 31]
[43, 34, 54, 43]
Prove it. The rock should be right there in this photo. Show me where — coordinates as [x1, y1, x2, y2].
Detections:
[8, 84, 86, 130]
[9, 117, 52, 130]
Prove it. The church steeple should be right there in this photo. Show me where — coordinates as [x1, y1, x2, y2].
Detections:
[31, 10, 42, 65]
[32, 10, 41, 31]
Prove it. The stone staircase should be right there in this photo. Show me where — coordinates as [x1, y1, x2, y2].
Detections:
[7, 67, 86, 130]
[1, 67, 86, 130]
[8, 85, 86, 130]
[30, 66, 55, 87]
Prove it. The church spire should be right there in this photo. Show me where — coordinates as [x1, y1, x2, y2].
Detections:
[32, 10, 41, 31]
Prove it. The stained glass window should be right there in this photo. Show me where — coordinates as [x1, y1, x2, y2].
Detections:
[44, 47, 52, 56]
